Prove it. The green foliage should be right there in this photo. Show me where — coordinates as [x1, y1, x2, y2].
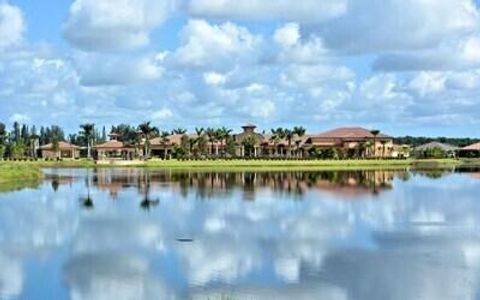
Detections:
[395, 136, 480, 147]
[423, 147, 448, 159]
[225, 136, 236, 156]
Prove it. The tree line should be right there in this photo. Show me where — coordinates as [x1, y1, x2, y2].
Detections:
[0, 121, 310, 159]
[394, 136, 480, 148]
[2, 119, 478, 160]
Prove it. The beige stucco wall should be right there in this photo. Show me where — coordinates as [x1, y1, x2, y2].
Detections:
[41, 149, 80, 159]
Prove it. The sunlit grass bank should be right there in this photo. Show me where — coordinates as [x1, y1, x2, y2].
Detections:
[142, 158, 468, 171]
[1, 158, 479, 183]
[0, 162, 43, 185]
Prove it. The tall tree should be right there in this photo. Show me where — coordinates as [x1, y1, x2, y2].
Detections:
[216, 126, 232, 157]
[205, 127, 218, 156]
[370, 129, 380, 158]
[160, 131, 170, 159]
[101, 126, 107, 143]
[80, 123, 95, 159]
[39, 126, 46, 145]
[138, 121, 159, 159]
[293, 126, 306, 157]
[270, 128, 284, 156]
[172, 128, 187, 135]
[0, 122, 6, 159]
[12, 122, 20, 143]
[283, 129, 295, 157]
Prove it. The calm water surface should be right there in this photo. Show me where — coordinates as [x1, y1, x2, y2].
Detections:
[1, 168, 480, 300]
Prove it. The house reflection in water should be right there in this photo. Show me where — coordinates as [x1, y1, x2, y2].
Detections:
[88, 169, 409, 201]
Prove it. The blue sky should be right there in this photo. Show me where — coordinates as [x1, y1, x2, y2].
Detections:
[1, 0, 480, 137]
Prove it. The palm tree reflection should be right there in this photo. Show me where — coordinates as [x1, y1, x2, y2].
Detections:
[139, 171, 159, 211]
[80, 169, 94, 209]
[85, 169, 456, 202]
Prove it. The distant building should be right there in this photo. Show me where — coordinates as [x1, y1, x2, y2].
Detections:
[459, 142, 480, 158]
[95, 133, 139, 160]
[40, 141, 80, 159]
[414, 142, 459, 158]
[391, 144, 411, 159]
[303, 127, 394, 158]
[89, 124, 398, 160]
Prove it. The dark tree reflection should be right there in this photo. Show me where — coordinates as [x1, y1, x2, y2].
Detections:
[82, 168, 457, 202]
[80, 169, 94, 210]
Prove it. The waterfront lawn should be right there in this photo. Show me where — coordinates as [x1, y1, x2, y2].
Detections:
[0, 162, 43, 184]
[142, 158, 464, 170]
[1, 158, 478, 179]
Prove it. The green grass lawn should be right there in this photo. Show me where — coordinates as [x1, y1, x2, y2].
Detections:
[0, 158, 478, 184]
[0, 162, 43, 184]
[143, 158, 460, 168]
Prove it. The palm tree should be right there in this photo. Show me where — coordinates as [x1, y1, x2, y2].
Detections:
[269, 129, 281, 157]
[160, 131, 170, 159]
[370, 129, 380, 158]
[216, 127, 232, 157]
[380, 140, 388, 157]
[172, 128, 187, 135]
[283, 129, 295, 157]
[205, 127, 218, 156]
[293, 126, 306, 157]
[195, 127, 204, 136]
[194, 127, 206, 156]
[138, 121, 159, 159]
[80, 123, 95, 159]
[358, 141, 369, 158]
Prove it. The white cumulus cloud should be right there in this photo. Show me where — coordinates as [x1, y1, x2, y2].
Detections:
[315, 0, 479, 53]
[175, 19, 262, 71]
[0, 1, 25, 50]
[63, 0, 175, 51]
[185, 0, 347, 24]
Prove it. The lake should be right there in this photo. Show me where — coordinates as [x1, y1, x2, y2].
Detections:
[0, 167, 480, 300]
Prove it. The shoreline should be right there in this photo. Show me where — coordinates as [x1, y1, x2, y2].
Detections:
[0, 158, 479, 181]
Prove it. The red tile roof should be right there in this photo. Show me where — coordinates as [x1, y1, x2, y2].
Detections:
[463, 142, 480, 151]
[314, 127, 392, 140]
[95, 140, 125, 149]
[40, 141, 80, 150]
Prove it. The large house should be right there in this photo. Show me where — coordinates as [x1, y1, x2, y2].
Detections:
[37, 124, 397, 160]
[459, 142, 480, 158]
[40, 141, 81, 159]
[303, 127, 394, 158]
[95, 133, 139, 160]
[95, 124, 395, 160]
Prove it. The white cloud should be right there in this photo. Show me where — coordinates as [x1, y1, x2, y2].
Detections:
[203, 72, 227, 86]
[0, 1, 25, 50]
[74, 53, 164, 86]
[250, 99, 276, 119]
[281, 64, 354, 88]
[445, 71, 480, 90]
[408, 72, 446, 96]
[274, 23, 301, 48]
[0, 254, 22, 298]
[63, 0, 175, 51]
[315, 0, 479, 53]
[151, 107, 173, 121]
[9, 113, 30, 124]
[374, 35, 480, 71]
[186, 0, 347, 24]
[175, 19, 262, 70]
